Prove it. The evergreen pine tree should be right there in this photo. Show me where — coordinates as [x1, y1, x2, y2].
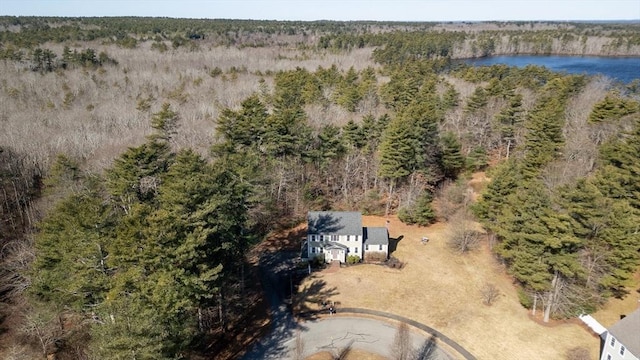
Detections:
[439, 132, 465, 178]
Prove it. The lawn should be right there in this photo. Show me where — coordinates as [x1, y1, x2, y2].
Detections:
[296, 213, 639, 360]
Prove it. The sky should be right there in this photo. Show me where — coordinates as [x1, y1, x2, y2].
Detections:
[1, 0, 639, 22]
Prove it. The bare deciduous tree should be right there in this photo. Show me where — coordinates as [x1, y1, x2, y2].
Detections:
[292, 330, 306, 360]
[3, 345, 36, 360]
[447, 211, 481, 253]
[332, 339, 354, 360]
[390, 323, 413, 360]
[19, 308, 61, 358]
[434, 180, 471, 221]
[481, 283, 500, 306]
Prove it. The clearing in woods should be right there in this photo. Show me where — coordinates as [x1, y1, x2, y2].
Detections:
[296, 173, 640, 360]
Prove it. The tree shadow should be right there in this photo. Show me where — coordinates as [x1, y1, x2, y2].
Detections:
[388, 235, 404, 254]
[239, 306, 309, 360]
[413, 334, 439, 360]
[241, 249, 311, 360]
[262, 227, 308, 253]
[294, 278, 340, 321]
[334, 339, 354, 360]
[307, 213, 344, 235]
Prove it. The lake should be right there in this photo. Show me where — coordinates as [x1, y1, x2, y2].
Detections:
[464, 55, 640, 83]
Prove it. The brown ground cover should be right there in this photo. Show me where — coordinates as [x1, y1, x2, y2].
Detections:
[298, 216, 601, 359]
[295, 180, 640, 360]
[305, 349, 387, 360]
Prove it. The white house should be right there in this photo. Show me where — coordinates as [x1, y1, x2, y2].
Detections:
[599, 308, 640, 360]
[305, 211, 388, 263]
[363, 227, 389, 260]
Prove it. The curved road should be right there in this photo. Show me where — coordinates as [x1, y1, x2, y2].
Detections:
[291, 316, 452, 359]
[243, 313, 455, 360]
[241, 250, 473, 359]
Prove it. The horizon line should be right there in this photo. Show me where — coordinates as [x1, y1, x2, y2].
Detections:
[1, 15, 639, 23]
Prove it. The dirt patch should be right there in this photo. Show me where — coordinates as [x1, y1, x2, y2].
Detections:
[305, 348, 387, 360]
[467, 171, 490, 201]
[323, 261, 341, 273]
[297, 215, 603, 360]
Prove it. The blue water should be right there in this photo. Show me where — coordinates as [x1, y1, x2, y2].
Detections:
[465, 55, 640, 83]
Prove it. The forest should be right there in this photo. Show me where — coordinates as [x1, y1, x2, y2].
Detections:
[1, 17, 639, 359]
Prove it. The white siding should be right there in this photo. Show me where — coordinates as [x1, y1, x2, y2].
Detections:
[601, 333, 640, 360]
[307, 233, 363, 263]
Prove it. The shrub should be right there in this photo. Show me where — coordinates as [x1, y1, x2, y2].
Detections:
[209, 66, 223, 78]
[346, 255, 360, 265]
[398, 191, 436, 226]
[386, 256, 405, 269]
[517, 288, 533, 309]
[310, 256, 325, 268]
[565, 347, 590, 360]
[481, 283, 500, 305]
[364, 251, 387, 263]
[361, 190, 384, 215]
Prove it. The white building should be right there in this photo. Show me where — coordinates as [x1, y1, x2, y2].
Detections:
[305, 211, 388, 263]
[600, 308, 640, 360]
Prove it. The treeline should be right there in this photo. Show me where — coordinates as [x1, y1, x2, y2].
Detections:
[28, 105, 256, 358]
[15, 60, 490, 357]
[320, 26, 640, 60]
[0, 16, 378, 49]
[2, 16, 640, 57]
[28, 59, 640, 342]
[0, 147, 41, 306]
[27, 46, 118, 72]
[474, 76, 640, 320]
[210, 61, 490, 223]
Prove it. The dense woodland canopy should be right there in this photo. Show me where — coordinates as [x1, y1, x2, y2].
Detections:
[0, 17, 639, 359]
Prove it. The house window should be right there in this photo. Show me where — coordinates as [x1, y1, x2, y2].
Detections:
[311, 247, 316, 254]
[379, 244, 383, 251]
[620, 346, 625, 356]
[346, 236, 350, 241]
[611, 338, 616, 347]
[355, 247, 358, 253]
[607, 355, 611, 360]
[331, 235, 338, 241]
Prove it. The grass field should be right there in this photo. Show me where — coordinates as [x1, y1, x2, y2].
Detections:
[295, 175, 640, 360]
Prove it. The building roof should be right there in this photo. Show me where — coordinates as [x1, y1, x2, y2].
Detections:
[608, 308, 640, 357]
[307, 211, 363, 236]
[578, 314, 607, 335]
[364, 227, 389, 245]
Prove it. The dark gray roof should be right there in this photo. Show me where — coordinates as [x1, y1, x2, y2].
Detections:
[365, 227, 388, 245]
[609, 308, 640, 357]
[307, 211, 363, 236]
